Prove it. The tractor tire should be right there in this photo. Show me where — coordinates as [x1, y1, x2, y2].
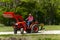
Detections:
[14, 28, 17, 34]
[21, 28, 24, 34]
[31, 24, 39, 33]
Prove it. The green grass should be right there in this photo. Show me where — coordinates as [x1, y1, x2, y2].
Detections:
[0, 24, 60, 40]
[44, 25, 60, 30]
[0, 34, 60, 40]
[0, 27, 13, 32]
[0, 24, 13, 32]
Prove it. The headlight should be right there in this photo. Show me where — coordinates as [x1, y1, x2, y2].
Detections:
[15, 23, 18, 25]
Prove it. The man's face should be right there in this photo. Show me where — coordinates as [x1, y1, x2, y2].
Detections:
[29, 13, 31, 16]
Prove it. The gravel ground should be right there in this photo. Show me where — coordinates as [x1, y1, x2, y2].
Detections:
[0, 30, 60, 35]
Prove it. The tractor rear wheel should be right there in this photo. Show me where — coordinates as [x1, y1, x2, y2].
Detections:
[31, 24, 39, 33]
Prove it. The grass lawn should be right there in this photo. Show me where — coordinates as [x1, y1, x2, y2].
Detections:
[0, 24, 13, 32]
[0, 34, 60, 40]
[0, 24, 60, 40]
[0, 24, 60, 32]
[0, 27, 13, 32]
[44, 25, 60, 30]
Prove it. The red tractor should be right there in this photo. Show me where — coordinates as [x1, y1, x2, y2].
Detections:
[3, 12, 39, 34]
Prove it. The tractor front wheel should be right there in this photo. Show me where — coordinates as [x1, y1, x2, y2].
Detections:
[14, 28, 17, 34]
[21, 28, 24, 34]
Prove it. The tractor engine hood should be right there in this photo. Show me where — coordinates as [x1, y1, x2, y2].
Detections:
[3, 12, 15, 18]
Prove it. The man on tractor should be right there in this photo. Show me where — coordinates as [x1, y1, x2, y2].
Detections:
[3, 12, 39, 34]
[26, 13, 34, 27]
